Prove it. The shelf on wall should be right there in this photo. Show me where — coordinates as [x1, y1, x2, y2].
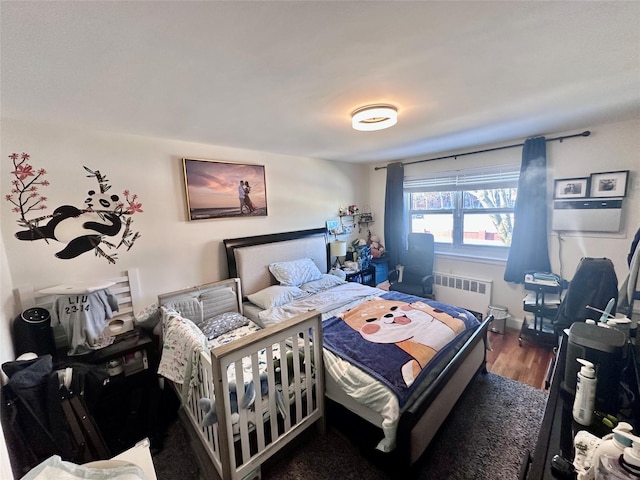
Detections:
[338, 210, 374, 233]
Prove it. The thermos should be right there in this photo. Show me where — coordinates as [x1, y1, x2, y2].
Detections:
[573, 358, 597, 426]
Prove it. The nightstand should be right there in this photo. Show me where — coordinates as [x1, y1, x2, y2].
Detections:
[344, 265, 376, 286]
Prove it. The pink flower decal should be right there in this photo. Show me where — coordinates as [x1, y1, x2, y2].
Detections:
[11, 164, 35, 180]
[127, 202, 143, 214]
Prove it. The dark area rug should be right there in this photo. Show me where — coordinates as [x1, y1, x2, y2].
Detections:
[152, 372, 547, 480]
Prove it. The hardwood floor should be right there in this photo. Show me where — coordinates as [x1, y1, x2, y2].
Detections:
[486, 327, 555, 390]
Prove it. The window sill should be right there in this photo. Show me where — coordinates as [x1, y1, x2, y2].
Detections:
[435, 248, 508, 266]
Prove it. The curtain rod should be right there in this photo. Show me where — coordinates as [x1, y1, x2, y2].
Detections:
[374, 130, 591, 171]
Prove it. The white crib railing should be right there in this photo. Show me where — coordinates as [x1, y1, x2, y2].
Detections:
[182, 310, 324, 480]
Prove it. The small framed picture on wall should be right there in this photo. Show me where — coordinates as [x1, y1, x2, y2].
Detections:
[589, 170, 629, 198]
[553, 177, 589, 199]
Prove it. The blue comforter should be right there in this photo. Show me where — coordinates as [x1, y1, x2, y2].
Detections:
[322, 291, 480, 407]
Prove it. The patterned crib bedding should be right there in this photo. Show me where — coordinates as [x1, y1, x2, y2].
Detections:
[204, 335, 312, 436]
[158, 305, 311, 431]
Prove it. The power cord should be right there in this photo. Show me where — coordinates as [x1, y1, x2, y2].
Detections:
[557, 232, 565, 280]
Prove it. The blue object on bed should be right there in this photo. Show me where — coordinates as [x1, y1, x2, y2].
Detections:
[322, 291, 480, 407]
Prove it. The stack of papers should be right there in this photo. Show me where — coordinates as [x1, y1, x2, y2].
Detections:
[524, 292, 561, 307]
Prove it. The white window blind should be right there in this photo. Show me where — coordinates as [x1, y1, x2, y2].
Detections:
[404, 164, 520, 191]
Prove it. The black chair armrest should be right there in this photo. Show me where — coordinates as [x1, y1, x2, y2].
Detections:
[388, 268, 400, 284]
[420, 274, 435, 297]
[420, 274, 434, 287]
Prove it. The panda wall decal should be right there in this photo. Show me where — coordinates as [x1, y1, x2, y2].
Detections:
[6, 153, 143, 264]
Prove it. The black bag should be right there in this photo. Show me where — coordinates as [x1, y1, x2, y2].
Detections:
[554, 257, 618, 331]
[1, 356, 110, 477]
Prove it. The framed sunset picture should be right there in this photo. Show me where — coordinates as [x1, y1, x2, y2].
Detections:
[182, 158, 268, 221]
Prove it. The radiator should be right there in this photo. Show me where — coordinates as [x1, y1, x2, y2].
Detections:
[432, 272, 493, 319]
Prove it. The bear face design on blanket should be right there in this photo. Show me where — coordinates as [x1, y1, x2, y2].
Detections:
[339, 299, 466, 387]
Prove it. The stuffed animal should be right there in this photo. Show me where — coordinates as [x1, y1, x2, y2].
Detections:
[368, 235, 385, 258]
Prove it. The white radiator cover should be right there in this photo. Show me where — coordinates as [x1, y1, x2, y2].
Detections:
[432, 272, 493, 318]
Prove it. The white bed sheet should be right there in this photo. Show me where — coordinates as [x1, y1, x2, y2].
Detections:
[324, 348, 399, 452]
[258, 282, 386, 326]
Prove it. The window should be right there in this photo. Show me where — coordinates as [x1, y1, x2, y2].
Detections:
[404, 165, 519, 258]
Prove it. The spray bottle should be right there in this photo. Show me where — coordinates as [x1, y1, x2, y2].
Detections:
[573, 359, 597, 426]
[596, 430, 640, 479]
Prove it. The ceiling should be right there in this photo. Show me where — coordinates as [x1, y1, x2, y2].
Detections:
[2, 1, 639, 165]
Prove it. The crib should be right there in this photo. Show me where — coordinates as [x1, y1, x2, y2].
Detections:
[158, 279, 325, 480]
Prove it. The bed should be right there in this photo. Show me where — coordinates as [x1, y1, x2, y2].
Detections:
[156, 278, 324, 480]
[223, 227, 492, 471]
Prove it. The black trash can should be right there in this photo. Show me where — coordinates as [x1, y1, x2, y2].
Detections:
[12, 307, 56, 357]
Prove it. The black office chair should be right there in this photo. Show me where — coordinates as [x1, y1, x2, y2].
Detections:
[553, 257, 618, 336]
[388, 233, 435, 299]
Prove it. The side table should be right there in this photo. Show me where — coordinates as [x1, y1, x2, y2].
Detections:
[524, 335, 640, 479]
[54, 329, 161, 455]
[520, 281, 562, 347]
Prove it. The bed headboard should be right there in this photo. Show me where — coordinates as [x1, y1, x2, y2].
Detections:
[224, 228, 330, 296]
[14, 269, 141, 347]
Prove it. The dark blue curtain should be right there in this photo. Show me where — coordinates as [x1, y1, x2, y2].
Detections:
[504, 137, 551, 283]
[384, 162, 405, 269]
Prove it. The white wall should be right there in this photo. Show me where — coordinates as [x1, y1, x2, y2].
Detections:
[0, 117, 369, 333]
[0, 232, 15, 479]
[369, 118, 640, 326]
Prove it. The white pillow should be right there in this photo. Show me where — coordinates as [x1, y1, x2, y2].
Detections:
[300, 273, 347, 294]
[269, 258, 323, 286]
[246, 285, 306, 310]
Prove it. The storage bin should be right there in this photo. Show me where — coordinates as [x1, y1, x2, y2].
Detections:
[371, 258, 388, 284]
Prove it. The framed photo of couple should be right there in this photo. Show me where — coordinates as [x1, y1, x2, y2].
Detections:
[182, 158, 268, 221]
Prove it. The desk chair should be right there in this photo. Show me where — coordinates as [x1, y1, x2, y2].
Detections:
[389, 233, 435, 299]
[553, 257, 618, 336]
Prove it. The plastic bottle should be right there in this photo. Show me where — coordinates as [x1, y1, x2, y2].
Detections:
[592, 423, 634, 480]
[596, 430, 640, 479]
[573, 358, 597, 426]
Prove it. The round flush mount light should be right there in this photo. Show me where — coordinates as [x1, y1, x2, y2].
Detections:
[351, 104, 398, 131]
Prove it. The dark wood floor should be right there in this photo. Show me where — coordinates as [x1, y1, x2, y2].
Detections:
[486, 328, 555, 390]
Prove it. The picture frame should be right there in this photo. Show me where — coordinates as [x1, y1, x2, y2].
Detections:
[589, 170, 629, 198]
[326, 219, 342, 237]
[553, 177, 589, 199]
[182, 158, 267, 221]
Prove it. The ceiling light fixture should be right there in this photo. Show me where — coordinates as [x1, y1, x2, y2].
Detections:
[351, 104, 398, 131]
